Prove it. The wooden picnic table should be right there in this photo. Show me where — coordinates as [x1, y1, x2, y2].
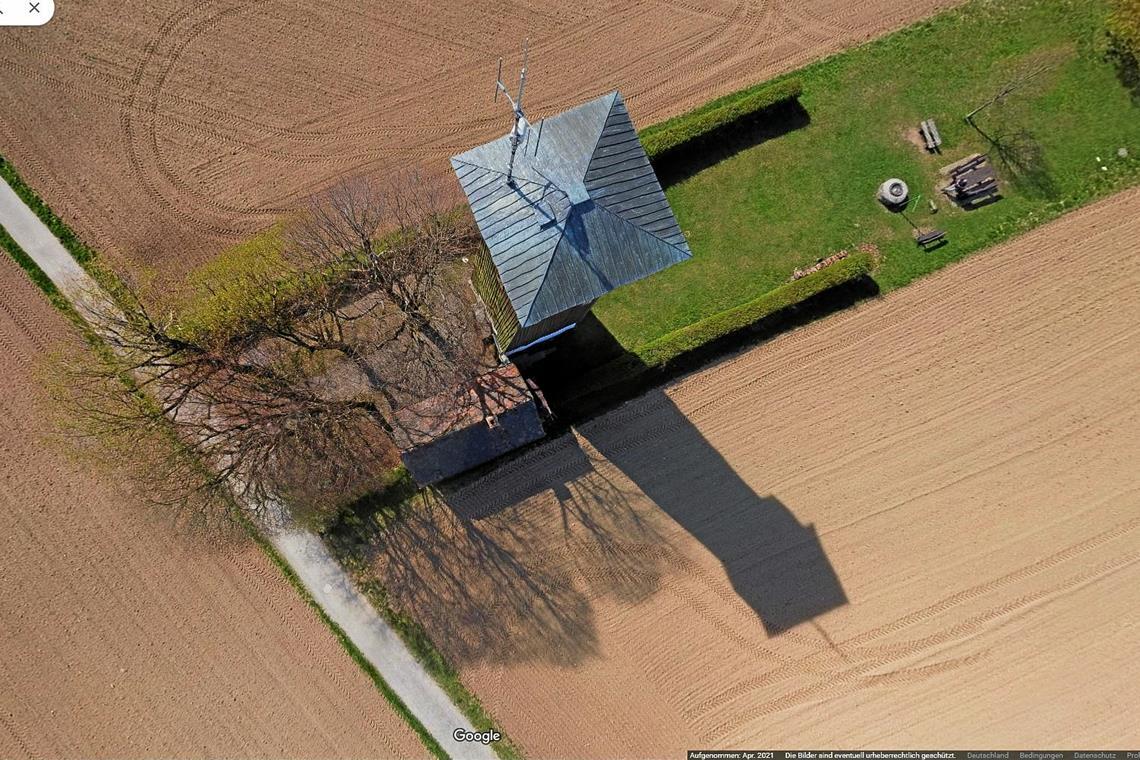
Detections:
[941, 154, 1001, 207]
[954, 165, 995, 193]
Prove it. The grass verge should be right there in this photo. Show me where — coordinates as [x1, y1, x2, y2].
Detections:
[0, 224, 76, 318]
[0, 155, 98, 268]
[241, 513, 449, 760]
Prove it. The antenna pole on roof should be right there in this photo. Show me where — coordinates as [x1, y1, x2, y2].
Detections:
[517, 40, 528, 110]
[493, 39, 529, 186]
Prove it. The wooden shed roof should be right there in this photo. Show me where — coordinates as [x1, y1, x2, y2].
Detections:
[390, 364, 534, 451]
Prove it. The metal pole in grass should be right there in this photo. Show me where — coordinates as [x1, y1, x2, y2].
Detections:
[900, 209, 919, 232]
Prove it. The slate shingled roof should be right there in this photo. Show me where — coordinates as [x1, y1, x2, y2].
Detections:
[451, 91, 691, 328]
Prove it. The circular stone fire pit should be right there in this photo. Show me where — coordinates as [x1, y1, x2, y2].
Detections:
[878, 178, 910, 209]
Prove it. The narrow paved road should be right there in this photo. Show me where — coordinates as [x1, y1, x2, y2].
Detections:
[0, 180, 89, 300]
[0, 176, 497, 760]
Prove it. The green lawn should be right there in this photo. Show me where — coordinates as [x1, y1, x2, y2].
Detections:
[597, 0, 1140, 349]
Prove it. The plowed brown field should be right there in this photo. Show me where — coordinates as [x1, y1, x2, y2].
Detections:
[368, 189, 1140, 756]
[0, 0, 957, 284]
[0, 254, 427, 757]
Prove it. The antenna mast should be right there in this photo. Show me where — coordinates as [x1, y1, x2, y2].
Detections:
[494, 39, 529, 185]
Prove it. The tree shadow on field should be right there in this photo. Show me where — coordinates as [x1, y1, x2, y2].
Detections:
[969, 118, 1060, 200]
[363, 385, 847, 668]
[361, 436, 671, 667]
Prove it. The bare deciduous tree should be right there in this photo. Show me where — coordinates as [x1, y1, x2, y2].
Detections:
[57, 171, 494, 524]
[965, 60, 1055, 123]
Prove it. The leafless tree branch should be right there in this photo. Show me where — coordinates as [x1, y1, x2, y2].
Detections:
[56, 171, 493, 525]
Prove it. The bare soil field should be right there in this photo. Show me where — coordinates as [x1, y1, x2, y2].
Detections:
[367, 189, 1140, 756]
[0, 255, 427, 757]
[0, 0, 956, 285]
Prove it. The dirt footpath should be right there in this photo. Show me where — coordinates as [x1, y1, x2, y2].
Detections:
[370, 189, 1140, 756]
[0, 254, 427, 757]
[0, 0, 957, 284]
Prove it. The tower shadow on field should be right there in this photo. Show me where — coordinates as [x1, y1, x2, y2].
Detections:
[577, 389, 848, 636]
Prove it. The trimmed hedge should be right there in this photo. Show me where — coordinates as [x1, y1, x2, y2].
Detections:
[554, 252, 876, 419]
[635, 251, 874, 367]
[639, 77, 804, 159]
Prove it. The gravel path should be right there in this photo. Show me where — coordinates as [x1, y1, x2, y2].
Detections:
[0, 179, 92, 299]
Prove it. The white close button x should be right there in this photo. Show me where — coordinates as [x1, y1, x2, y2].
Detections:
[0, 0, 55, 26]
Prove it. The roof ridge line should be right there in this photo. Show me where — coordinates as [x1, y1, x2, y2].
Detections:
[592, 199, 691, 258]
[451, 158, 547, 188]
[520, 217, 570, 327]
[454, 159, 561, 326]
[525, 202, 687, 326]
[522, 92, 617, 327]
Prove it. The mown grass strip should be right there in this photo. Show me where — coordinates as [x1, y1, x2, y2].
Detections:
[358, 575, 526, 760]
[0, 222, 62, 300]
[241, 514, 450, 760]
[0, 223, 88, 328]
[0, 156, 98, 267]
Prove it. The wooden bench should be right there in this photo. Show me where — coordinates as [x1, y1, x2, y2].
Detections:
[915, 228, 947, 248]
[960, 177, 997, 197]
[960, 184, 1001, 206]
[919, 119, 943, 152]
[942, 158, 998, 197]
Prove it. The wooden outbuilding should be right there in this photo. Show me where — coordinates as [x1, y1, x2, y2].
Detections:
[391, 364, 545, 485]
